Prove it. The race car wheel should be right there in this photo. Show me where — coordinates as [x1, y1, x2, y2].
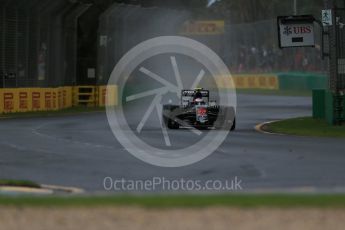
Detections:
[167, 119, 180, 129]
[230, 118, 236, 131]
[163, 105, 180, 129]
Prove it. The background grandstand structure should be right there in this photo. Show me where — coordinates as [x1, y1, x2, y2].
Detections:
[0, 0, 328, 89]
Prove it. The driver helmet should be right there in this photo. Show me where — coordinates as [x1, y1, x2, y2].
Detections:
[195, 98, 204, 103]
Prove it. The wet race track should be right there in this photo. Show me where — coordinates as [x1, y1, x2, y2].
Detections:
[1, 94, 345, 193]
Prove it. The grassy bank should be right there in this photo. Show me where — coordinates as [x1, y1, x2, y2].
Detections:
[1, 194, 345, 208]
[0, 179, 40, 188]
[262, 117, 345, 138]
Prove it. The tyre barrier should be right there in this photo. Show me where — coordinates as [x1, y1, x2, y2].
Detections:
[216, 72, 327, 91]
[313, 89, 345, 125]
[73, 86, 97, 107]
[0, 85, 118, 114]
[215, 74, 279, 90]
[0, 87, 72, 113]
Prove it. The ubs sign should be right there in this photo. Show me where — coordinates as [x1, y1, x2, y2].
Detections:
[278, 15, 315, 48]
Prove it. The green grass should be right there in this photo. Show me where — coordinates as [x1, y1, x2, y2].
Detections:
[0, 179, 41, 188]
[0, 106, 105, 119]
[236, 89, 312, 97]
[263, 117, 345, 138]
[1, 194, 345, 208]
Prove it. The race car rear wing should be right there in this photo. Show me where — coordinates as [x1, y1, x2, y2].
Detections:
[181, 89, 209, 107]
[181, 90, 209, 97]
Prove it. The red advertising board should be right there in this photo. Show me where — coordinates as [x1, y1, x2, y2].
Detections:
[32, 92, 41, 109]
[45, 92, 52, 109]
[4, 93, 14, 111]
[19, 92, 28, 110]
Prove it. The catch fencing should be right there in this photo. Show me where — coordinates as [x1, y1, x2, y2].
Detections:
[97, 5, 328, 86]
[224, 19, 328, 74]
[0, 0, 90, 88]
[0, 2, 328, 88]
[97, 4, 190, 85]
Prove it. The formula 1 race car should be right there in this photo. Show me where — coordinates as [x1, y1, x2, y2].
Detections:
[162, 89, 236, 130]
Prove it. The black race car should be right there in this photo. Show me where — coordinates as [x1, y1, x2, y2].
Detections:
[162, 89, 236, 130]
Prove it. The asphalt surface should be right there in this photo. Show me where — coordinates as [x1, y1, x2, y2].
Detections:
[1, 93, 345, 193]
